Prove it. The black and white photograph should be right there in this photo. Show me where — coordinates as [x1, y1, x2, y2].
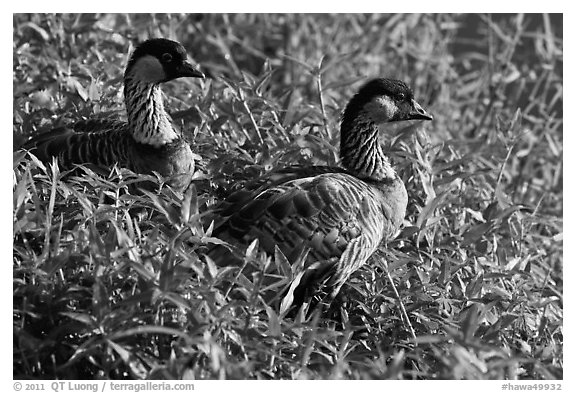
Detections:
[13, 13, 563, 382]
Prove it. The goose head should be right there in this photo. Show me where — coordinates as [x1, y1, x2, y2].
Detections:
[124, 38, 205, 84]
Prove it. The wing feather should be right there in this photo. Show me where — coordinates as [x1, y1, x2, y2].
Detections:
[21, 122, 131, 171]
[208, 168, 407, 311]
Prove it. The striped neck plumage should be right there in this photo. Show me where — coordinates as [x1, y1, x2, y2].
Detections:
[124, 76, 180, 147]
[340, 116, 396, 181]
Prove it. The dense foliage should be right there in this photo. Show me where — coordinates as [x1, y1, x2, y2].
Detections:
[13, 13, 562, 379]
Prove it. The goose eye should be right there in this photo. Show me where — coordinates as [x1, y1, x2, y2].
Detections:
[397, 92, 406, 100]
[162, 53, 173, 63]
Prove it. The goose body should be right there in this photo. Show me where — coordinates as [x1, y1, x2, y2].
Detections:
[207, 78, 433, 313]
[21, 38, 204, 190]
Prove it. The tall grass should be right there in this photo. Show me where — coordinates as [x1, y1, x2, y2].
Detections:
[13, 13, 562, 379]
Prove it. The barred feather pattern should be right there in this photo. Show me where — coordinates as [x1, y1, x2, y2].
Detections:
[21, 71, 195, 190]
[21, 122, 129, 167]
[208, 159, 407, 311]
[123, 76, 180, 147]
[214, 172, 406, 261]
[340, 115, 396, 181]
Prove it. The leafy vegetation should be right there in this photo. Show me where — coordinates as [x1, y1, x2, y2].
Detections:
[13, 13, 562, 379]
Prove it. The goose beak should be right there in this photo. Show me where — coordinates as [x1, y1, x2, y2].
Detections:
[408, 99, 433, 121]
[177, 61, 205, 79]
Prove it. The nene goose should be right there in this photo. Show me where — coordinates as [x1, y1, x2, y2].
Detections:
[206, 78, 433, 314]
[21, 38, 204, 191]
